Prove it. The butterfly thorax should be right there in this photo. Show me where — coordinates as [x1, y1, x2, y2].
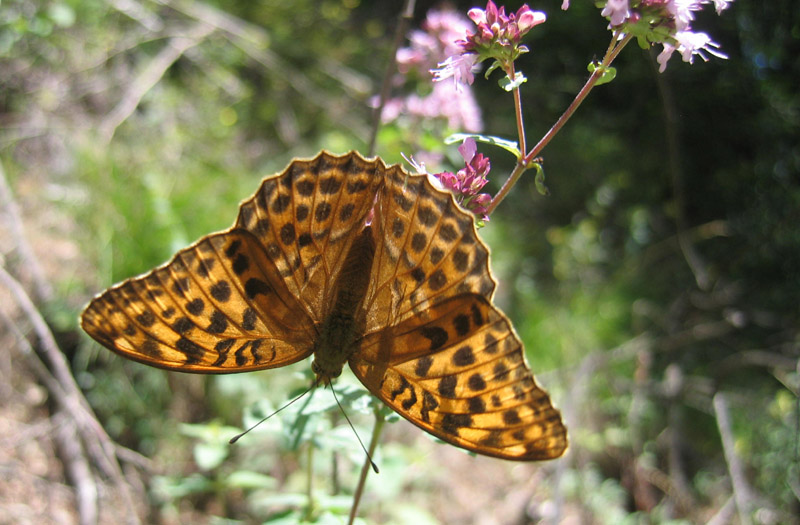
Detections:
[311, 226, 375, 384]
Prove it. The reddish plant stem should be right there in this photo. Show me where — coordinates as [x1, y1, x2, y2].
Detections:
[486, 32, 633, 216]
[508, 62, 527, 157]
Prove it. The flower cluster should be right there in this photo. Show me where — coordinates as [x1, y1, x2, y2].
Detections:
[431, 139, 492, 223]
[380, 8, 483, 133]
[564, 0, 734, 72]
[432, 1, 546, 87]
[463, 1, 546, 55]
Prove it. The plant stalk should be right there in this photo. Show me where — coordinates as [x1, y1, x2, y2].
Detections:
[347, 407, 386, 525]
[486, 32, 633, 215]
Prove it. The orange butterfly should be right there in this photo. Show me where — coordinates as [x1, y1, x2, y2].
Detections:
[81, 151, 567, 460]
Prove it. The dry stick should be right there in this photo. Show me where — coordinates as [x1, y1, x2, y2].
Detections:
[366, 0, 416, 157]
[652, 53, 710, 291]
[0, 311, 98, 525]
[0, 266, 143, 525]
[713, 392, 754, 525]
[706, 496, 737, 525]
[0, 159, 53, 303]
[160, 0, 370, 140]
[99, 22, 214, 144]
[107, 0, 164, 32]
[664, 365, 694, 512]
[54, 413, 99, 525]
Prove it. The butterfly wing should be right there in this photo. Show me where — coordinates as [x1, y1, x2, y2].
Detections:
[352, 165, 566, 460]
[350, 294, 567, 460]
[235, 151, 385, 323]
[83, 151, 386, 373]
[362, 166, 495, 332]
[81, 229, 316, 372]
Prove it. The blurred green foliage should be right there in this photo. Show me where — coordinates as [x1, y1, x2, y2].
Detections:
[2, 0, 797, 523]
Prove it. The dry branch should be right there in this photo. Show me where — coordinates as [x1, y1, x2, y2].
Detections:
[0, 159, 53, 303]
[159, 0, 371, 138]
[99, 22, 215, 143]
[0, 264, 146, 524]
[713, 392, 755, 525]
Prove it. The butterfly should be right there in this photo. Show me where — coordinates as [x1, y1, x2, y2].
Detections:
[80, 151, 567, 461]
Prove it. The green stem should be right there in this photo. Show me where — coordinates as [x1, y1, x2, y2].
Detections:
[347, 407, 386, 525]
[304, 444, 315, 521]
[486, 32, 634, 216]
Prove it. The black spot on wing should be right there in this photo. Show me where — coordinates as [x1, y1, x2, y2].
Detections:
[245, 278, 271, 300]
[421, 326, 448, 351]
[415, 356, 433, 377]
[210, 281, 231, 302]
[452, 346, 475, 367]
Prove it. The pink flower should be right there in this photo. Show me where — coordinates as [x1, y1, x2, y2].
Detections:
[601, 0, 630, 27]
[431, 53, 479, 88]
[464, 1, 546, 49]
[564, 0, 735, 72]
[656, 30, 727, 72]
[385, 8, 484, 132]
[431, 138, 493, 222]
[430, 2, 546, 90]
[379, 79, 483, 133]
[712, 0, 732, 14]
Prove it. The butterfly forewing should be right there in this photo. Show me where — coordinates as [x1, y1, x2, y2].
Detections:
[351, 294, 567, 460]
[81, 230, 316, 372]
[235, 152, 385, 323]
[363, 167, 495, 332]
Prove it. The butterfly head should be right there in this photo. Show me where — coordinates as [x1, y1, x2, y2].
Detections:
[311, 358, 342, 387]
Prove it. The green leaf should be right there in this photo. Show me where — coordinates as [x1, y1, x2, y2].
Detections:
[445, 133, 520, 158]
[194, 441, 229, 471]
[152, 474, 214, 501]
[48, 3, 76, 27]
[225, 470, 276, 489]
[483, 60, 501, 79]
[587, 62, 617, 86]
[498, 71, 527, 91]
[533, 163, 550, 196]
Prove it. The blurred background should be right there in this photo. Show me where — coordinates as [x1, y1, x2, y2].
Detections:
[1, 0, 797, 523]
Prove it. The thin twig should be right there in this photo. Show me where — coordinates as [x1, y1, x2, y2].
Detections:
[0, 158, 53, 303]
[160, 0, 370, 140]
[652, 50, 710, 290]
[54, 413, 99, 525]
[713, 392, 754, 525]
[99, 22, 215, 143]
[367, 0, 416, 156]
[507, 61, 527, 157]
[107, 0, 164, 32]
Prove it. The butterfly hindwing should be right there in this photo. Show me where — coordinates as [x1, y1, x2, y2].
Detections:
[350, 294, 567, 460]
[81, 229, 316, 372]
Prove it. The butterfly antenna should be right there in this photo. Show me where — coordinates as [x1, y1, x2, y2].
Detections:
[330, 384, 379, 474]
[229, 382, 316, 444]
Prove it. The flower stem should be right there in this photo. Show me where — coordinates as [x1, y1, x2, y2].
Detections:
[347, 407, 386, 525]
[486, 32, 633, 215]
[508, 62, 527, 157]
